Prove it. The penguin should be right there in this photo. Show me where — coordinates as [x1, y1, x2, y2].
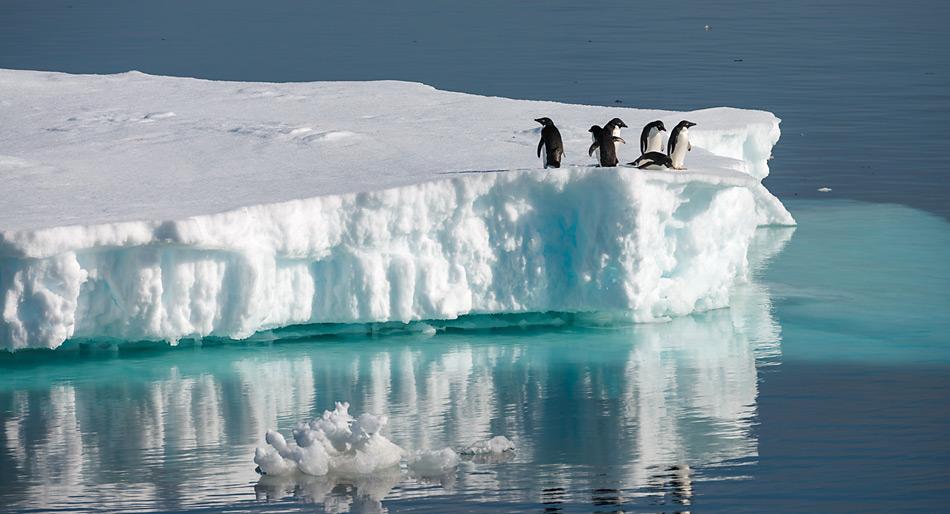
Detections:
[592, 118, 627, 163]
[639, 120, 667, 155]
[588, 125, 625, 167]
[535, 117, 564, 168]
[604, 117, 628, 139]
[667, 120, 696, 170]
[629, 151, 674, 170]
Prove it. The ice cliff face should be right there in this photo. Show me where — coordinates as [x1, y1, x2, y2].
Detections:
[0, 70, 793, 350]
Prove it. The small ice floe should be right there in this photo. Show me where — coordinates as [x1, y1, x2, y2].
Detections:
[253, 402, 403, 477]
[704, 24, 711, 31]
[407, 448, 459, 476]
[818, 187, 832, 192]
[459, 435, 515, 455]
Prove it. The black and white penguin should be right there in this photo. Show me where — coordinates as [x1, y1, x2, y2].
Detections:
[639, 120, 667, 155]
[629, 151, 674, 170]
[535, 117, 564, 168]
[592, 118, 627, 163]
[667, 120, 696, 170]
[588, 125, 625, 167]
[604, 117, 628, 139]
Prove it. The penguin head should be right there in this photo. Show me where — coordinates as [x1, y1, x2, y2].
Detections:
[655, 121, 667, 132]
[534, 117, 554, 127]
[677, 120, 697, 129]
[606, 118, 628, 129]
[588, 125, 602, 134]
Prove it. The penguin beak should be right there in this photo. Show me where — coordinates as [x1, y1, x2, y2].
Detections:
[686, 121, 696, 127]
[619, 121, 628, 128]
[534, 118, 544, 125]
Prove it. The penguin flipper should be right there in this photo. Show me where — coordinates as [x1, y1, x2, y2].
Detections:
[537, 139, 544, 158]
[613, 137, 626, 145]
[588, 142, 599, 157]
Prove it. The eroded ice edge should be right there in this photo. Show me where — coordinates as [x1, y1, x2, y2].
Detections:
[0, 69, 794, 351]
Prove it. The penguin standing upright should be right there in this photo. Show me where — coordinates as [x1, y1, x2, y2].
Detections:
[535, 117, 564, 168]
[668, 120, 696, 170]
[588, 125, 625, 167]
[604, 118, 628, 139]
[591, 118, 627, 163]
[639, 120, 667, 155]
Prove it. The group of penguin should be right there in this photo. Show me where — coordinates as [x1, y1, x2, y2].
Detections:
[534, 117, 696, 170]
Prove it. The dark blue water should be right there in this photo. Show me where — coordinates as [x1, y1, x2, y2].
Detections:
[2, 0, 949, 217]
[1, 2, 949, 512]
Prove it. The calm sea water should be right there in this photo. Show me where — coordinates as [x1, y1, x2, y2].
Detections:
[1, 1, 949, 512]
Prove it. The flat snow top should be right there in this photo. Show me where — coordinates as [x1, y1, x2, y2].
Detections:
[0, 69, 774, 231]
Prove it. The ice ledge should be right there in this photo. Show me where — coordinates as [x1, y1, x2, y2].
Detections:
[1, 166, 793, 351]
[0, 69, 793, 350]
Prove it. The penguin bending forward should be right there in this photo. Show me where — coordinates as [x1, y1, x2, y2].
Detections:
[629, 151, 674, 170]
[535, 117, 564, 168]
[668, 120, 696, 170]
[588, 125, 625, 167]
[639, 120, 667, 155]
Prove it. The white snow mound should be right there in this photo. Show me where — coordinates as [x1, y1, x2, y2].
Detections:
[0, 69, 794, 350]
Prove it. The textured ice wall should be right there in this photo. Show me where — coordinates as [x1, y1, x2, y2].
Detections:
[0, 167, 791, 350]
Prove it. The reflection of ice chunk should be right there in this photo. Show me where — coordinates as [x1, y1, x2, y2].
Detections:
[255, 468, 401, 513]
[254, 402, 403, 477]
[408, 448, 460, 476]
[460, 435, 515, 455]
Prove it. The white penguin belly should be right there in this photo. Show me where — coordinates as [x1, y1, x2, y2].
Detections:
[592, 133, 600, 162]
[541, 141, 548, 167]
[646, 129, 664, 153]
[670, 131, 689, 168]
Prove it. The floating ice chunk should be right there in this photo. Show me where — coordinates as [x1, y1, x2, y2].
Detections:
[459, 435, 515, 455]
[407, 448, 460, 476]
[0, 69, 795, 351]
[254, 402, 403, 477]
[818, 187, 832, 192]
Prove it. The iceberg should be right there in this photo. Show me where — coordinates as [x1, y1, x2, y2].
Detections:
[0, 69, 794, 351]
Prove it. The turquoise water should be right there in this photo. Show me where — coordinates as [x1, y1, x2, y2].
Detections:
[1, 200, 947, 512]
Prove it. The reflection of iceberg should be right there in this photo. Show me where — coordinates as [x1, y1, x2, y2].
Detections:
[0, 228, 790, 510]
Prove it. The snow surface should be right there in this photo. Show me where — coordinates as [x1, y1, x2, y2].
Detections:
[0, 69, 794, 351]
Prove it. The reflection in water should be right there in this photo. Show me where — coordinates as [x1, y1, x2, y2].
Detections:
[0, 229, 792, 512]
